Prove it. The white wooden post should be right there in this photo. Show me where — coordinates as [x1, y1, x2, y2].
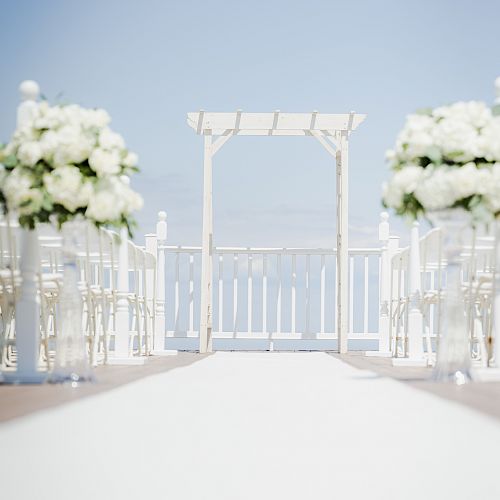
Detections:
[336, 131, 349, 354]
[200, 131, 213, 353]
[393, 222, 427, 366]
[152, 211, 176, 355]
[145, 232, 156, 354]
[366, 212, 392, 357]
[2, 80, 46, 383]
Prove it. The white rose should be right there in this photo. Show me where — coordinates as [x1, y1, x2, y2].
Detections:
[17, 141, 42, 167]
[432, 118, 478, 162]
[11, 126, 39, 148]
[85, 176, 142, 222]
[62, 104, 86, 126]
[85, 189, 122, 222]
[43, 166, 93, 212]
[477, 118, 500, 162]
[447, 163, 485, 200]
[382, 165, 424, 209]
[85, 108, 110, 129]
[122, 151, 138, 168]
[39, 130, 60, 161]
[52, 125, 94, 166]
[99, 127, 125, 150]
[114, 177, 143, 214]
[88, 148, 121, 176]
[483, 163, 500, 212]
[3, 168, 43, 215]
[35, 103, 65, 130]
[395, 114, 435, 160]
[433, 101, 492, 129]
[414, 168, 458, 210]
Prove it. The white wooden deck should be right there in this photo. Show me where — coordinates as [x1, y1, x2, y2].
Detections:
[1, 352, 499, 499]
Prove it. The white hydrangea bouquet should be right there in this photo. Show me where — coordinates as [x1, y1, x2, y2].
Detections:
[382, 101, 500, 221]
[0, 100, 143, 235]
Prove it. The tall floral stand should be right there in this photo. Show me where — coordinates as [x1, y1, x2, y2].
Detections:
[48, 221, 94, 384]
[493, 219, 500, 370]
[429, 209, 473, 384]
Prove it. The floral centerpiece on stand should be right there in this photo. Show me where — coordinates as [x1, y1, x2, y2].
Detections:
[0, 100, 143, 383]
[382, 101, 500, 384]
[0, 101, 142, 233]
[382, 101, 500, 220]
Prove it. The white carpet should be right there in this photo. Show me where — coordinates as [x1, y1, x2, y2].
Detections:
[1, 352, 499, 500]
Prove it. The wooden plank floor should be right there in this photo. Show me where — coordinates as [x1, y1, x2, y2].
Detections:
[0, 353, 208, 423]
[334, 352, 500, 421]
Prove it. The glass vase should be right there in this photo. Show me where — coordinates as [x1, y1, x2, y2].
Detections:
[48, 220, 94, 384]
[428, 208, 472, 384]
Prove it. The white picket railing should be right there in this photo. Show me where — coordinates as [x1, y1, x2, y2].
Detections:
[159, 245, 382, 345]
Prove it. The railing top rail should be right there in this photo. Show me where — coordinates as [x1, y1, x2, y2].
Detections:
[159, 245, 382, 256]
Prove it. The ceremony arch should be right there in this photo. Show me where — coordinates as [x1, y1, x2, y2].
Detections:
[187, 110, 366, 354]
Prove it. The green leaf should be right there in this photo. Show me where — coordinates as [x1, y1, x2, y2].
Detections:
[425, 146, 442, 164]
[415, 107, 433, 116]
[4, 155, 17, 168]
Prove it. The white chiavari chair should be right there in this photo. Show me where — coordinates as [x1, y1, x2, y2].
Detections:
[0, 212, 20, 369]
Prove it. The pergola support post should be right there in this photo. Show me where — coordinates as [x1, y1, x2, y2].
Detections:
[200, 132, 213, 353]
[337, 131, 349, 354]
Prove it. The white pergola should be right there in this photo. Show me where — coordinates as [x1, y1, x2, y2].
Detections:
[187, 110, 366, 354]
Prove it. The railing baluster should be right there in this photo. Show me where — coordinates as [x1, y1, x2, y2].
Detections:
[189, 253, 194, 334]
[349, 256, 354, 334]
[320, 254, 325, 334]
[364, 255, 369, 333]
[175, 251, 180, 333]
[291, 254, 296, 335]
[218, 253, 223, 333]
[430, 271, 435, 335]
[305, 254, 310, 336]
[233, 253, 238, 334]
[276, 254, 282, 335]
[248, 253, 253, 334]
[262, 254, 267, 334]
[334, 255, 338, 333]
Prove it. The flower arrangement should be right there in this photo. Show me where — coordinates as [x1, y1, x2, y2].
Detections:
[382, 101, 500, 221]
[0, 101, 143, 235]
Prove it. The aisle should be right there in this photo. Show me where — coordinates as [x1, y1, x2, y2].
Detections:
[1, 352, 499, 500]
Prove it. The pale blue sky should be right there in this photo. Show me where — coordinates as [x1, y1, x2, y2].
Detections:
[1, 0, 499, 248]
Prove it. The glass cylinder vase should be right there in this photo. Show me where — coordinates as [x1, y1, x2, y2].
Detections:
[48, 220, 94, 384]
[428, 208, 472, 385]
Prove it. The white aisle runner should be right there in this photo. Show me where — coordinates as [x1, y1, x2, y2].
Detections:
[1, 352, 499, 500]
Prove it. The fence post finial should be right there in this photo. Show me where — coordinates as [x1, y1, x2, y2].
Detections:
[19, 80, 40, 101]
